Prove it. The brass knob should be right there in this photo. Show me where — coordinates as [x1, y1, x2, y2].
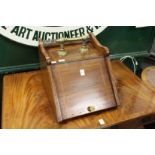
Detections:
[80, 38, 88, 54]
[87, 106, 95, 112]
[58, 40, 68, 57]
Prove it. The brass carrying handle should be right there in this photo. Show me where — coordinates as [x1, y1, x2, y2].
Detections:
[56, 35, 89, 43]
[43, 35, 89, 46]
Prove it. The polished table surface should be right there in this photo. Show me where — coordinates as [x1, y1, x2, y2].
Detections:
[2, 61, 155, 129]
[141, 66, 155, 92]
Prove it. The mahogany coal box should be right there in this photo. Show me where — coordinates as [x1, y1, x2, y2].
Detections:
[39, 33, 119, 122]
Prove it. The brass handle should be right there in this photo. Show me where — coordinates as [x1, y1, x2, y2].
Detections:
[56, 36, 89, 43]
[80, 39, 88, 54]
[43, 36, 89, 46]
[58, 42, 68, 57]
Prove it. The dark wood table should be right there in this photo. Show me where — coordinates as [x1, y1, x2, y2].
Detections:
[2, 61, 155, 129]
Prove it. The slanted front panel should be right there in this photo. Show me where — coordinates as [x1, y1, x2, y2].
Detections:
[52, 57, 117, 120]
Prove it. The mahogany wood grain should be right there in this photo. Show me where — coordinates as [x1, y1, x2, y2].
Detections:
[39, 33, 119, 122]
[2, 61, 155, 128]
[141, 66, 155, 92]
[52, 58, 117, 120]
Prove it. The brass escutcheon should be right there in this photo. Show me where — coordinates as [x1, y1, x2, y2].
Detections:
[87, 106, 95, 112]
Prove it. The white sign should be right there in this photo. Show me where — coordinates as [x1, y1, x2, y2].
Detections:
[0, 26, 107, 47]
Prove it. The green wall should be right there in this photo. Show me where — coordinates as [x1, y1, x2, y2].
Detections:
[0, 26, 154, 74]
[0, 35, 39, 74]
[97, 26, 154, 58]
